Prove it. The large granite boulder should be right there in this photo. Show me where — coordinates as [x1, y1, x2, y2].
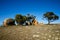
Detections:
[32, 19, 38, 25]
[3, 18, 15, 27]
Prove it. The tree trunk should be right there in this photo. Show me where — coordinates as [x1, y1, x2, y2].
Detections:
[48, 20, 50, 24]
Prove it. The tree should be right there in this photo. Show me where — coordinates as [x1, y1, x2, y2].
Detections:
[15, 14, 27, 25]
[15, 14, 36, 25]
[43, 12, 59, 24]
[26, 14, 36, 21]
[26, 14, 36, 24]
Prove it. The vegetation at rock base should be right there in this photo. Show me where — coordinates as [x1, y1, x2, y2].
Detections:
[15, 14, 37, 25]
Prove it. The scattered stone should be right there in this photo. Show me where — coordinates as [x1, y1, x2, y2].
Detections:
[49, 35, 51, 38]
[57, 33, 60, 35]
[25, 37, 28, 38]
[52, 37, 54, 39]
[53, 34, 55, 36]
[26, 26, 28, 27]
[48, 30, 51, 32]
[45, 33, 48, 36]
[48, 39, 50, 40]
[41, 33, 44, 35]
[33, 35, 39, 38]
[0, 24, 60, 40]
[36, 39, 40, 40]
[43, 37, 46, 39]
[36, 32, 40, 33]
[55, 30, 59, 33]
[55, 37, 59, 40]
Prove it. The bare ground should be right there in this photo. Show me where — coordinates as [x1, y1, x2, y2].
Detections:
[0, 24, 60, 40]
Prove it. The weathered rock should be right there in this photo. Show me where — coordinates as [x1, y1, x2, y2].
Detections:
[3, 18, 15, 27]
[32, 19, 38, 25]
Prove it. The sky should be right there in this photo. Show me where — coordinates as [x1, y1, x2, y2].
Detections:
[0, 0, 60, 25]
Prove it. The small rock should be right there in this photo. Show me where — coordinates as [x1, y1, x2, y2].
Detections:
[36, 32, 40, 33]
[57, 33, 60, 35]
[55, 30, 59, 33]
[43, 37, 46, 39]
[48, 39, 50, 40]
[49, 35, 51, 38]
[45, 33, 48, 36]
[33, 35, 39, 38]
[55, 37, 59, 40]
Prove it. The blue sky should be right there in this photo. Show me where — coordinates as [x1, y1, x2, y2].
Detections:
[0, 0, 60, 25]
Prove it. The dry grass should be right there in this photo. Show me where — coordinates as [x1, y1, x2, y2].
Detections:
[0, 24, 60, 40]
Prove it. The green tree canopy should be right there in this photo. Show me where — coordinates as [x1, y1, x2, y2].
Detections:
[15, 14, 36, 25]
[15, 14, 27, 25]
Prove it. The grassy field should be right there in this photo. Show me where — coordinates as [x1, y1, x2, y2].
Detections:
[0, 24, 60, 40]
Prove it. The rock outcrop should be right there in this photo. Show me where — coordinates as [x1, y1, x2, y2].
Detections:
[32, 19, 38, 25]
[3, 18, 15, 27]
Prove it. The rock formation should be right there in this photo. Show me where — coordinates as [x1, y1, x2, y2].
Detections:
[32, 19, 38, 25]
[3, 18, 15, 27]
